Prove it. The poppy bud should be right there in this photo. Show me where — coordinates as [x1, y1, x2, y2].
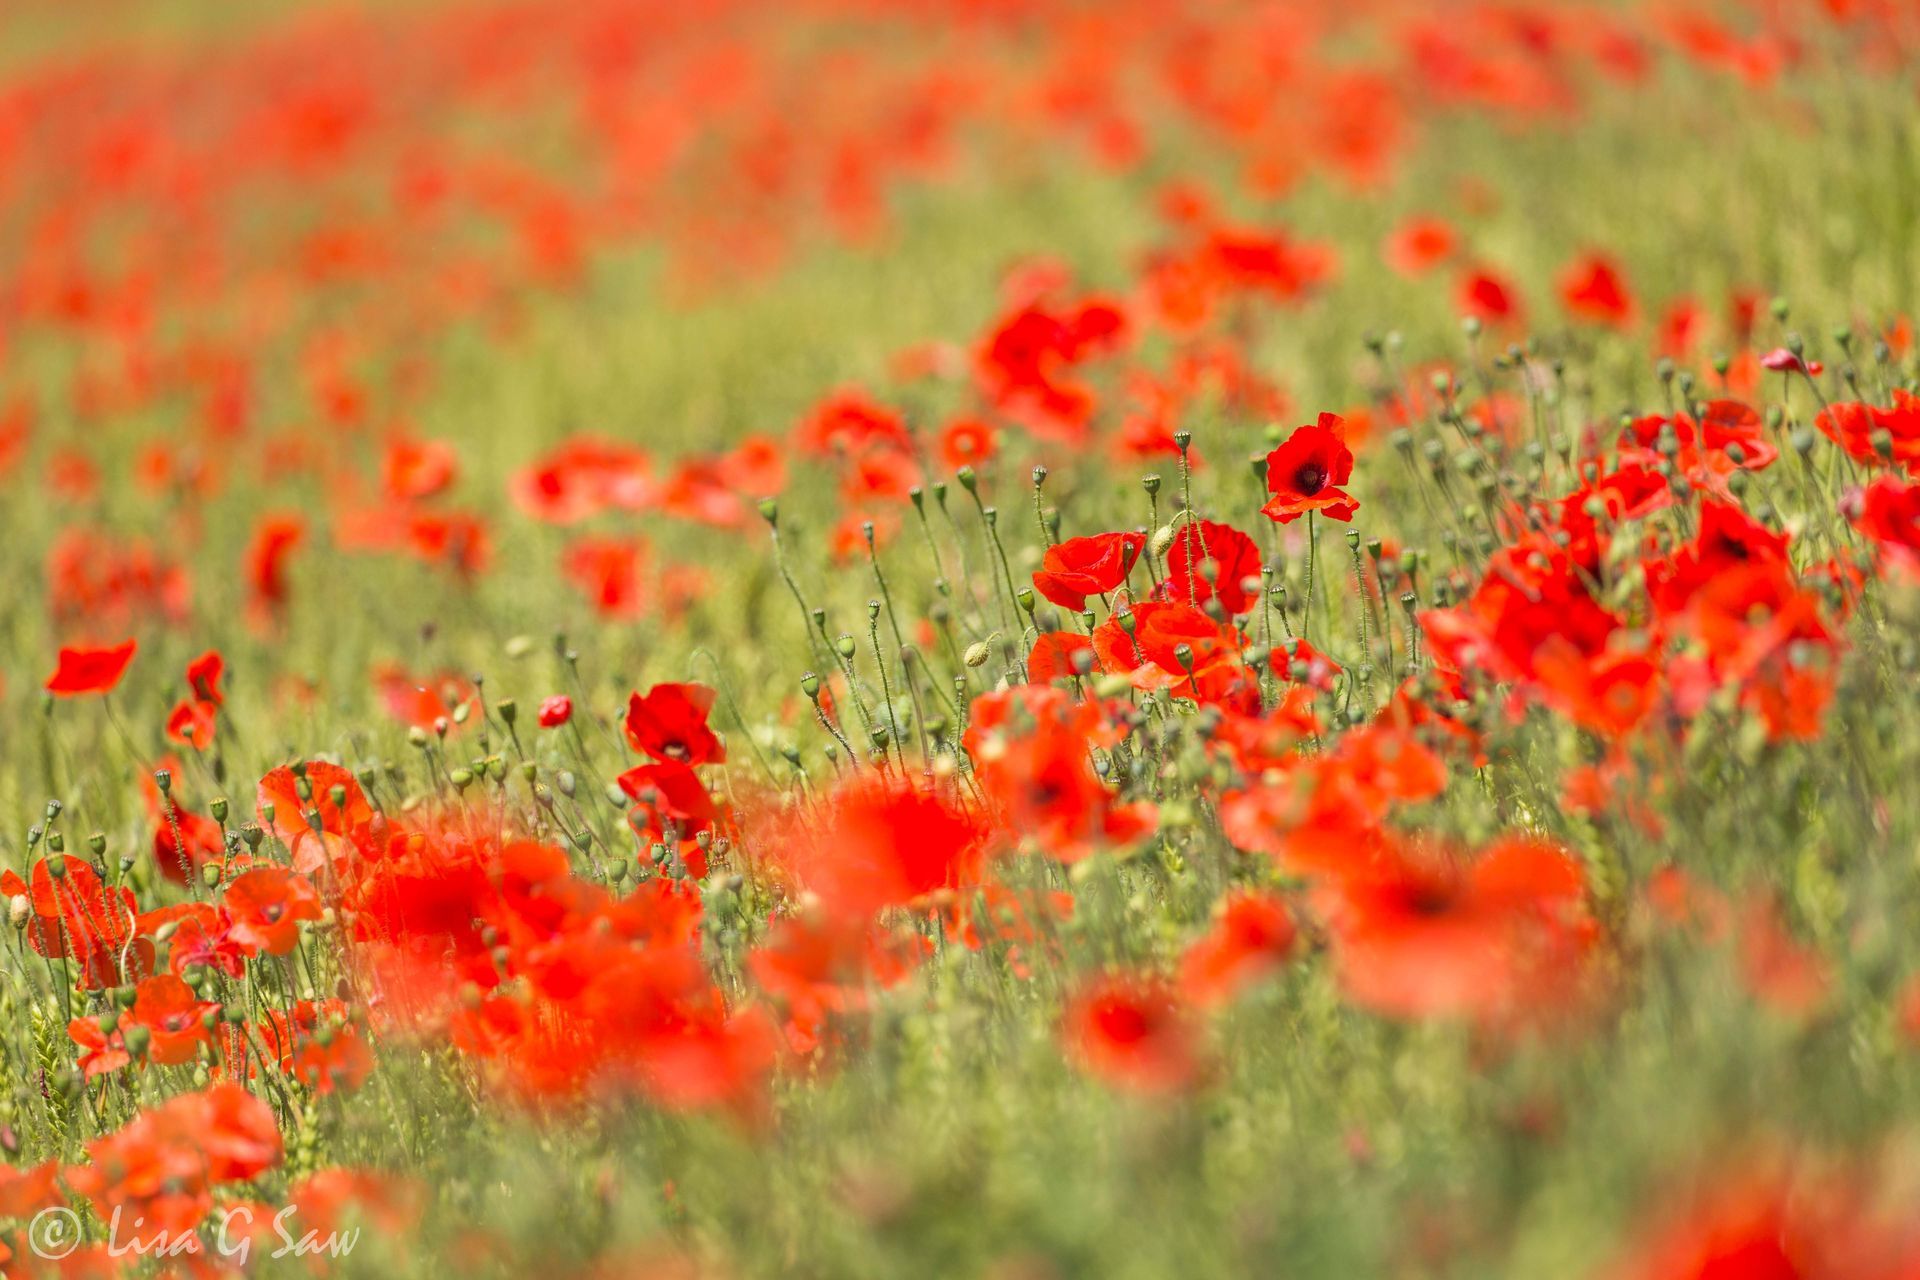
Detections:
[450, 768, 473, 791]
[409, 725, 429, 747]
[1770, 296, 1789, 322]
[1873, 429, 1895, 460]
[122, 1024, 151, 1060]
[757, 497, 779, 526]
[201, 864, 221, 890]
[1791, 428, 1816, 455]
[1151, 525, 1176, 557]
[557, 770, 577, 798]
[6, 896, 27, 929]
[154, 920, 178, 943]
[45, 855, 65, 879]
[963, 642, 991, 668]
[505, 634, 536, 659]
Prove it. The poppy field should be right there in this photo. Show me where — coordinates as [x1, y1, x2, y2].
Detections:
[7, 0, 1920, 1275]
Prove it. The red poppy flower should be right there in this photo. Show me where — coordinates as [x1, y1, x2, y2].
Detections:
[1850, 473, 1920, 576]
[257, 760, 375, 860]
[1179, 891, 1298, 1006]
[127, 974, 219, 1066]
[383, 436, 458, 500]
[2, 856, 148, 989]
[1384, 215, 1456, 277]
[46, 639, 137, 696]
[1164, 518, 1262, 614]
[787, 776, 988, 921]
[618, 760, 720, 843]
[939, 416, 999, 471]
[223, 866, 323, 956]
[69, 1016, 132, 1079]
[1027, 631, 1096, 683]
[1457, 266, 1522, 324]
[244, 513, 305, 622]
[186, 649, 225, 705]
[1262, 414, 1358, 524]
[625, 682, 724, 765]
[1558, 251, 1634, 327]
[1314, 834, 1595, 1023]
[1062, 973, 1204, 1094]
[538, 694, 574, 727]
[165, 698, 217, 749]
[1032, 531, 1146, 612]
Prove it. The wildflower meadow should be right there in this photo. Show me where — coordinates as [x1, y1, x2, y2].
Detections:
[5, 0, 1920, 1275]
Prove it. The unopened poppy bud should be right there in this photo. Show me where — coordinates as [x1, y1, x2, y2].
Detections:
[1786, 332, 1804, 357]
[505, 634, 535, 658]
[295, 774, 313, 802]
[434, 716, 450, 737]
[1150, 525, 1176, 556]
[1462, 315, 1482, 338]
[153, 919, 179, 943]
[757, 497, 779, 526]
[450, 767, 473, 790]
[520, 761, 538, 783]
[963, 641, 992, 668]
[122, 1024, 151, 1059]
[45, 854, 65, 878]
[1791, 428, 1816, 455]
[1873, 429, 1895, 459]
[452, 702, 470, 725]
[1770, 296, 1789, 322]
[97, 1009, 119, 1036]
[201, 864, 221, 890]
[557, 770, 577, 797]
[7, 896, 27, 929]
[409, 725, 429, 747]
